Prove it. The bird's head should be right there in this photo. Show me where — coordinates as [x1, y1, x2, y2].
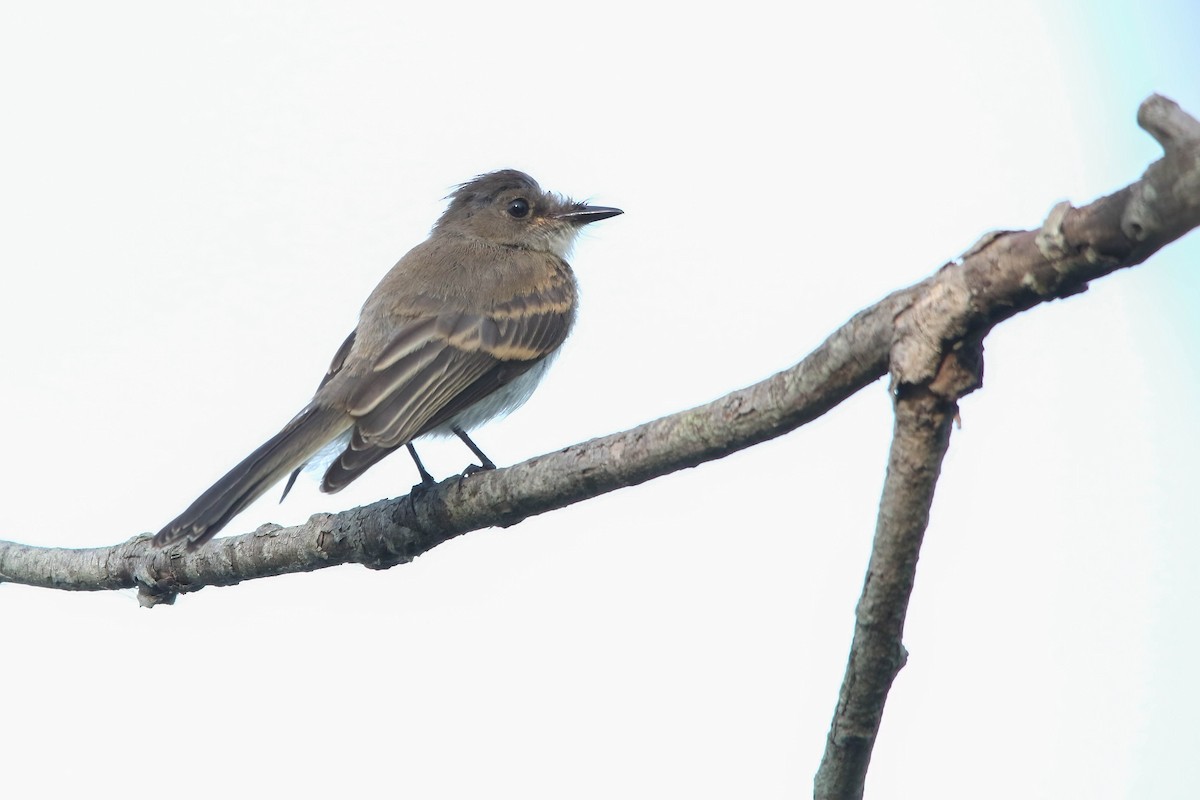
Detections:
[435, 169, 622, 258]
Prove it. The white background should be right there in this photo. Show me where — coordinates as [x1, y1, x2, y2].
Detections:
[2, 2, 1198, 797]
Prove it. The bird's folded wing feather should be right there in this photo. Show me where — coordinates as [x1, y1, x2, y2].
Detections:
[320, 288, 574, 491]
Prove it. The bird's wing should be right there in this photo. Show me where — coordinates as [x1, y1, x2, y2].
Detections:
[278, 329, 358, 501]
[321, 290, 574, 492]
[316, 329, 358, 391]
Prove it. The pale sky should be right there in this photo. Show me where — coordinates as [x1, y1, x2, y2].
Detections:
[3, 2, 1199, 798]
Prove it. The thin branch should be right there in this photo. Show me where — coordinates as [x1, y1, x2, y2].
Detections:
[810, 91, 1200, 800]
[0, 94, 1197, 608]
[813, 371, 971, 799]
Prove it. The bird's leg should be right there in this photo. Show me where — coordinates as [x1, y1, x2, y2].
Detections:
[452, 426, 497, 476]
[406, 443, 437, 487]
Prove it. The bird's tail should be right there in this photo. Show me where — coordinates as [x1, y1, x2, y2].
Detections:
[153, 405, 351, 549]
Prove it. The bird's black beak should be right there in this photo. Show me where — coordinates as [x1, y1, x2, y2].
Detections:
[555, 205, 623, 225]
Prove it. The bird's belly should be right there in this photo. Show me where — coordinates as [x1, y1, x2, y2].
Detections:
[300, 355, 557, 485]
[430, 355, 556, 436]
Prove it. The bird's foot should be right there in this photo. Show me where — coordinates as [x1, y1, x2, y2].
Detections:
[461, 461, 496, 478]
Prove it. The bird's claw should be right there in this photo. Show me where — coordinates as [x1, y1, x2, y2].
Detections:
[460, 462, 495, 478]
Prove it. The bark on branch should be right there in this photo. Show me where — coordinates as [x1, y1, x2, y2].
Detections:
[814, 384, 959, 800]
[1, 95, 1197, 617]
[810, 93, 1200, 800]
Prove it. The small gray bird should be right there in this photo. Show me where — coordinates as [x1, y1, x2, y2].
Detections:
[153, 170, 621, 549]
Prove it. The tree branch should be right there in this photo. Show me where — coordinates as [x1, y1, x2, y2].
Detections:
[810, 92, 1200, 800]
[813, 348, 977, 799]
[1, 94, 1197, 611]
[813, 382, 960, 800]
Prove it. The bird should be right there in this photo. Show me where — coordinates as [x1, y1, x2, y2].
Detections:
[153, 169, 621, 549]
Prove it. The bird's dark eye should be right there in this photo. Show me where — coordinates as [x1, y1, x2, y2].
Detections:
[506, 198, 530, 218]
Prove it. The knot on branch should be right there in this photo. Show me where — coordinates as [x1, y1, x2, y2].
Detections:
[928, 344, 984, 401]
[1124, 94, 1200, 248]
[1024, 201, 1095, 299]
[137, 581, 178, 608]
[1035, 200, 1073, 263]
[889, 269, 982, 402]
[133, 548, 183, 607]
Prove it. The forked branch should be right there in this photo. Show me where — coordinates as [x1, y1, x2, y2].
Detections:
[0, 97, 1196, 632]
